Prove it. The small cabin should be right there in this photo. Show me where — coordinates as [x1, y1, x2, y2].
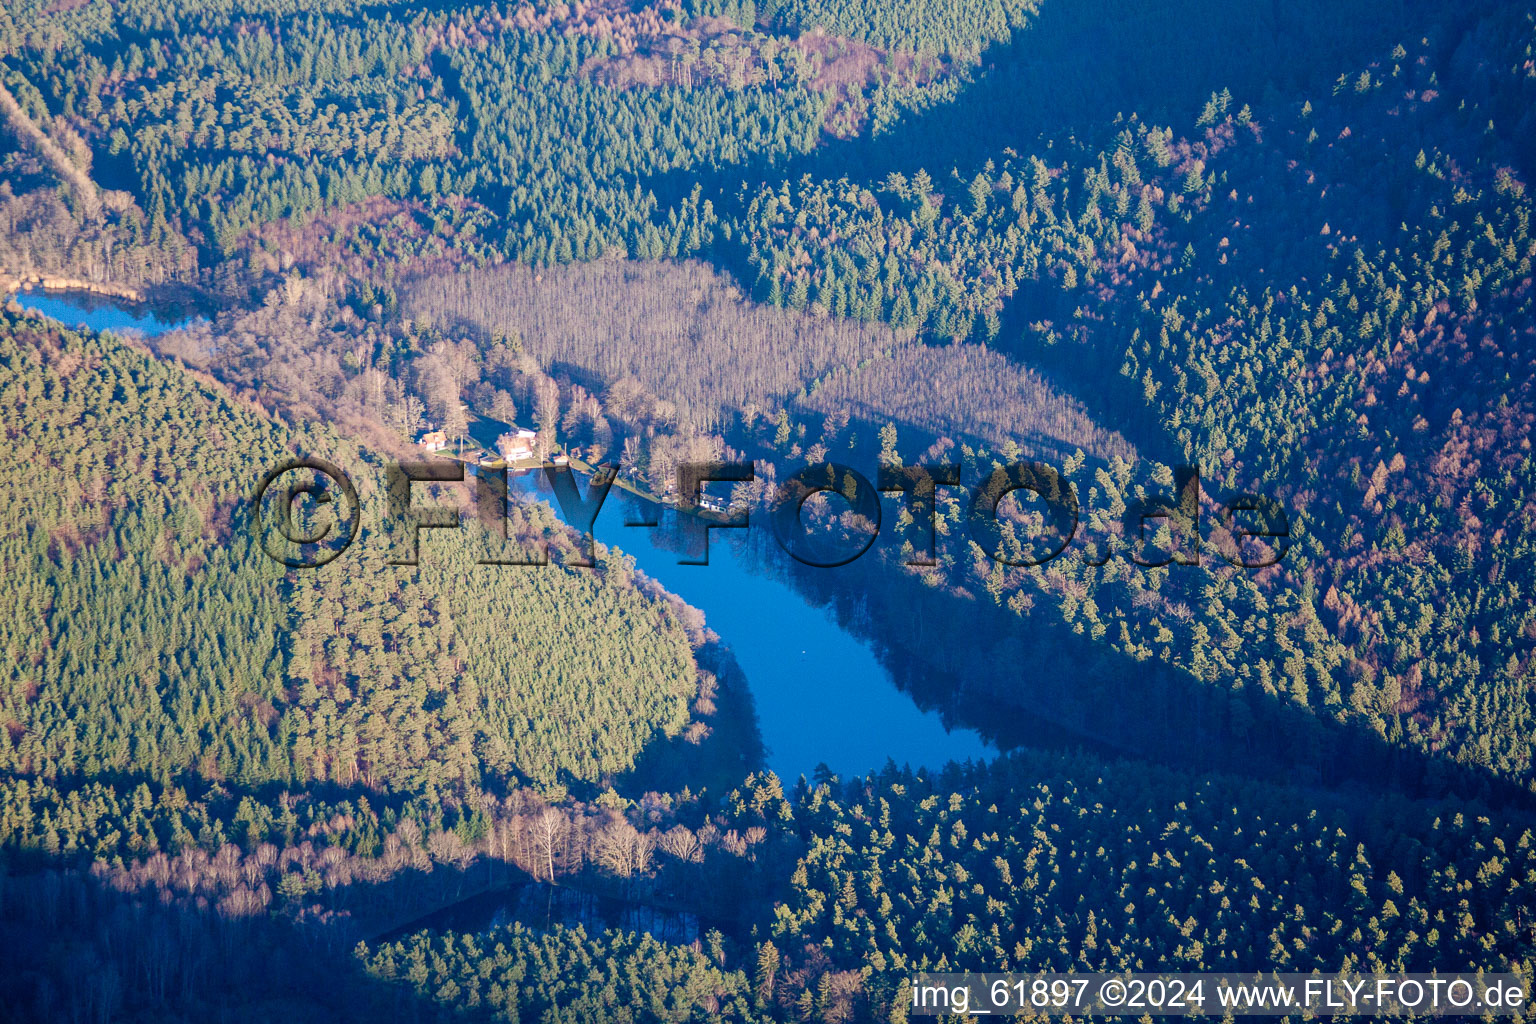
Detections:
[551, 453, 570, 467]
[417, 429, 448, 451]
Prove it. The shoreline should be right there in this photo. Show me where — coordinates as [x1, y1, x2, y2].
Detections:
[0, 273, 146, 304]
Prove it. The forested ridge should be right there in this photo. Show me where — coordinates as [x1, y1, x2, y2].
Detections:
[9, 743, 1536, 1020]
[0, 312, 721, 845]
[3, 0, 1536, 1019]
[361, 755, 1536, 1021]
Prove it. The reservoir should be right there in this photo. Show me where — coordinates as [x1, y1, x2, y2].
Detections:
[510, 474, 995, 781]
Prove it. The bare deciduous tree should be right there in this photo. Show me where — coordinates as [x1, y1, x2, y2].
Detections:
[529, 808, 565, 883]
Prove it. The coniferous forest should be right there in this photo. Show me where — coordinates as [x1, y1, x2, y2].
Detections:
[2, 0, 1536, 1020]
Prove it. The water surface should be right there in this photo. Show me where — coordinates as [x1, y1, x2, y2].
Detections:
[11, 287, 199, 334]
[514, 474, 994, 781]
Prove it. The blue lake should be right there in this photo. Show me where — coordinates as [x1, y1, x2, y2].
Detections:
[513, 475, 995, 782]
[19, 288, 994, 782]
[11, 287, 201, 334]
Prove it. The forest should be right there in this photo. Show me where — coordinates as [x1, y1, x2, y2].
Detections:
[2, 0, 1536, 1019]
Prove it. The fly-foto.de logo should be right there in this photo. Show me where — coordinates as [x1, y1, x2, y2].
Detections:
[251, 458, 1289, 571]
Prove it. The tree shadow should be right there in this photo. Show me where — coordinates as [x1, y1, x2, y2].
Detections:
[648, 0, 1474, 215]
[765, 541, 1536, 811]
[537, 456, 1534, 811]
[0, 863, 453, 1024]
[617, 644, 769, 799]
[0, 794, 749, 1024]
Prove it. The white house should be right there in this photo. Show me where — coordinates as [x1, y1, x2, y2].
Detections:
[499, 436, 534, 462]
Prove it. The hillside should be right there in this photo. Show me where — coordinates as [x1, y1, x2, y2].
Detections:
[0, 310, 710, 829]
[2, 0, 1536, 1019]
